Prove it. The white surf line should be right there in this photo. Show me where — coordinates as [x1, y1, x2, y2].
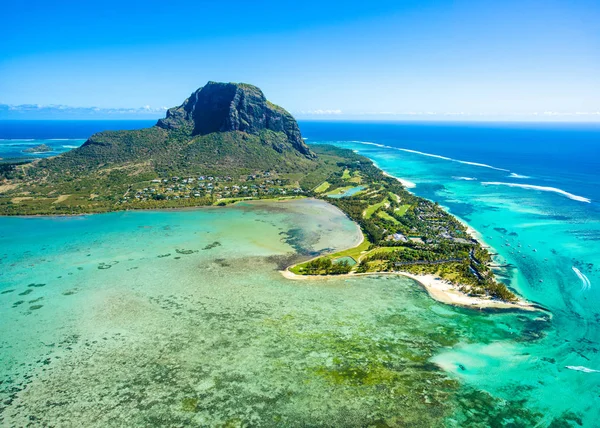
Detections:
[397, 148, 511, 172]
[383, 172, 416, 189]
[509, 173, 530, 179]
[350, 141, 512, 172]
[565, 366, 600, 373]
[351, 141, 394, 149]
[457, 160, 510, 172]
[453, 176, 478, 181]
[572, 267, 591, 291]
[481, 182, 591, 203]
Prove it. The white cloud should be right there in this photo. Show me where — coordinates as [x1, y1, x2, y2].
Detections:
[297, 109, 343, 115]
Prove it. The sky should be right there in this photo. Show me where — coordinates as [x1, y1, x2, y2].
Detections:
[1, 0, 599, 120]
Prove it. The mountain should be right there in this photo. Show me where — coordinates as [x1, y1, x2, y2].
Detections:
[35, 82, 315, 177]
[0, 82, 326, 215]
[157, 82, 312, 158]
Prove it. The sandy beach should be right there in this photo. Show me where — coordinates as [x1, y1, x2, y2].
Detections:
[280, 269, 538, 311]
[382, 171, 416, 188]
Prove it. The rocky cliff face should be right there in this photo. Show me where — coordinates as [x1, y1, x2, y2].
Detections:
[157, 82, 314, 158]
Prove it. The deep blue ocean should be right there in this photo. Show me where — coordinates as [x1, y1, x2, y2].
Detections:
[0, 120, 154, 159]
[300, 120, 600, 424]
[301, 121, 600, 205]
[1, 120, 600, 424]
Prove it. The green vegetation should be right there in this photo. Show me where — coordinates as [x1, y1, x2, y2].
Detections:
[348, 171, 362, 183]
[0, 81, 517, 302]
[324, 185, 355, 196]
[290, 238, 370, 275]
[301, 258, 352, 275]
[377, 210, 399, 224]
[291, 144, 517, 302]
[0, 82, 318, 216]
[394, 203, 411, 216]
[314, 181, 330, 193]
[22, 144, 52, 154]
[364, 198, 388, 219]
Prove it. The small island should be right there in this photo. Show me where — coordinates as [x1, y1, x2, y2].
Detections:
[22, 144, 52, 154]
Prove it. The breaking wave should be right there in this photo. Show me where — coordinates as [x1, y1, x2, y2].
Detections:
[481, 182, 591, 203]
[509, 173, 530, 179]
[350, 141, 510, 172]
[566, 366, 599, 373]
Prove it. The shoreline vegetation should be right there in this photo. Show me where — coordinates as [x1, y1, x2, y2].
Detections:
[284, 145, 527, 306]
[1, 141, 535, 310]
[281, 232, 538, 312]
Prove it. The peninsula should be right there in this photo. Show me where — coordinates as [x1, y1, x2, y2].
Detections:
[0, 81, 524, 307]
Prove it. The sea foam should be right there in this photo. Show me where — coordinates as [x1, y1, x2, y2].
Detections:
[351, 142, 510, 172]
[509, 173, 530, 179]
[481, 182, 591, 203]
[566, 366, 600, 373]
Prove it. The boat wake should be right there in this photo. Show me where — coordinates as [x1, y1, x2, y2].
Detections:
[566, 365, 599, 373]
[481, 182, 591, 203]
[572, 267, 592, 291]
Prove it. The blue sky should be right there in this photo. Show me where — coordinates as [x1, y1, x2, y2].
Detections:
[1, 0, 599, 120]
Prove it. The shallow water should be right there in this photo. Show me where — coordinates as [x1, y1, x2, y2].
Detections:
[310, 137, 600, 426]
[0, 198, 557, 426]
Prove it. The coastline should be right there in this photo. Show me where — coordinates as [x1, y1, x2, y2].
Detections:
[1, 195, 309, 218]
[368, 169, 537, 310]
[381, 170, 416, 189]
[280, 268, 539, 312]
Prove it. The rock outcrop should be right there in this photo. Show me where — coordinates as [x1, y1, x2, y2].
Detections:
[157, 82, 313, 158]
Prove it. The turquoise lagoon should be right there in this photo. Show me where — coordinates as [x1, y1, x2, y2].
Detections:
[0, 198, 556, 426]
[303, 127, 600, 426]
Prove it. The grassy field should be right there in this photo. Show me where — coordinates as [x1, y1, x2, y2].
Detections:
[348, 171, 362, 183]
[341, 169, 351, 180]
[364, 199, 389, 219]
[377, 210, 399, 224]
[395, 204, 411, 216]
[314, 181, 331, 193]
[360, 246, 405, 259]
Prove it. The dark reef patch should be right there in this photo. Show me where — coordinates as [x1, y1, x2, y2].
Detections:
[175, 249, 197, 255]
[98, 261, 119, 270]
[213, 258, 230, 268]
[264, 253, 306, 270]
[278, 228, 316, 256]
[202, 241, 221, 250]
